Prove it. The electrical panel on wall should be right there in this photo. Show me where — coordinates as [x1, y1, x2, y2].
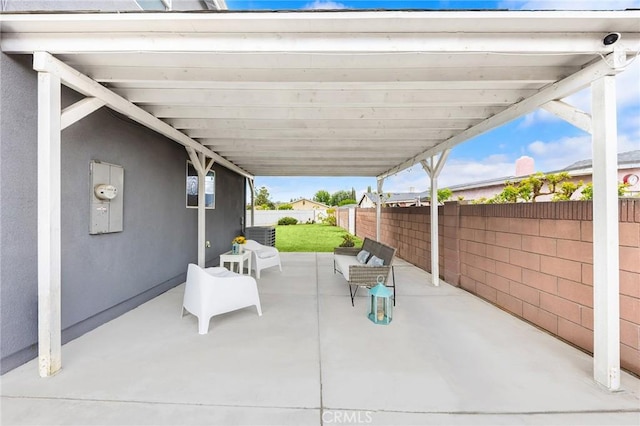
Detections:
[89, 160, 124, 235]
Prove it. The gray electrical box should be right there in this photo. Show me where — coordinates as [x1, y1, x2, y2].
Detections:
[89, 160, 124, 235]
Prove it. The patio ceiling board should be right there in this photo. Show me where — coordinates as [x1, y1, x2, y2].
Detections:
[84, 66, 573, 84]
[204, 140, 439, 154]
[1, 11, 639, 178]
[185, 129, 459, 140]
[167, 118, 481, 130]
[113, 88, 539, 106]
[209, 145, 432, 153]
[58, 52, 593, 69]
[147, 105, 508, 120]
[221, 154, 414, 162]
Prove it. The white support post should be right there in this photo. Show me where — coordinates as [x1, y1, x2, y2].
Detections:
[248, 178, 255, 227]
[430, 169, 439, 286]
[185, 147, 207, 267]
[197, 152, 207, 267]
[591, 75, 620, 391]
[376, 178, 384, 242]
[37, 71, 62, 377]
[421, 149, 450, 286]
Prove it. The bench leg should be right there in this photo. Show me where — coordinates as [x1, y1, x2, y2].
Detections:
[391, 266, 396, 306]
[349, 284, 359, 307]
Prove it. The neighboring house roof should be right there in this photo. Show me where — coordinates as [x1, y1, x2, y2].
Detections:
[446, 150, 640, 192]
[563, 150, 640, 171]
[291, 198, 329, 208]
[360, 192, 425, 205]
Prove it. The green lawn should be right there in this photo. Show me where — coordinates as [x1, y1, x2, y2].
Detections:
[275, 224, 362, 252]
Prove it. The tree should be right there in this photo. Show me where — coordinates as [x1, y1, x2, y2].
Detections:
[313, 190, 331, 205]
[330, 190, 352, 206]
[580, 183, 593, 200]
[472, 172, 633, 204]
[518, 172, 573, 202]
[580, 182, 629, 200]
[553, 181, 582, 201]
[424, 188, 453, 205]
[438, 188, 453, 204]
[485, 172, 580, 204]
[255, 186, 275, 209]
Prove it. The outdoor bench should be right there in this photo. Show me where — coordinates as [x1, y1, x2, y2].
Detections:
[333, 237, 397, 306]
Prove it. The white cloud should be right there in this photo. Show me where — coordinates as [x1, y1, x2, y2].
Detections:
[499, 0, 640, 10]
[614, 60, 640, 109]
[527, 136, 592, 170]
[302, 1, 347, 9]
[527, 133, 640, 172]
[519, 108, 559, 128]
[384, 153, 517, 192]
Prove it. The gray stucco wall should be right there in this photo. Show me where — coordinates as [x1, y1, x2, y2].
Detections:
[0, 53, 245, 373]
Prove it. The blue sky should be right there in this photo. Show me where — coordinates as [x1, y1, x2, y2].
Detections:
[228, 0, 640, 203]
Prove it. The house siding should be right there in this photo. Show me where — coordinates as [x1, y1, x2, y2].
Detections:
[290, 199, 327, 210]
[0, 53, 245, 373]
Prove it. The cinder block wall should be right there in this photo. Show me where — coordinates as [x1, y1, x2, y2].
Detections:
[356, 207, 443, 273]
[354, 200, 640, 376]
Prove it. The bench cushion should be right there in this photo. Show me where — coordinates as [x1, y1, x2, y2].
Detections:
[334, 254, 361, 280]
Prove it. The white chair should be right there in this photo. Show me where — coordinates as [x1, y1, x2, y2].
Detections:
[243, 239, 282, 279]
[182, 263, 262, 334]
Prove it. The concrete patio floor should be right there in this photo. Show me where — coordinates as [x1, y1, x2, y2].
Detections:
[1, 252, 639, 426]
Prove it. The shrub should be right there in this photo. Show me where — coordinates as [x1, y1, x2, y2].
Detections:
[278, 204, 293, 210]
[338, 199, 357, 206]
[320, 207, 337, 226]
[322, 215, 336, 226]
[277, 216, 298, 226]
[339, 234, 356, 247]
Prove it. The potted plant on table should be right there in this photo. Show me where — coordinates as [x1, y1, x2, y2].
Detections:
[232, 236, 246, 254]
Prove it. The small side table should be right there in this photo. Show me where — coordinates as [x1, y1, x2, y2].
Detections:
[220, 250, 252, 275]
